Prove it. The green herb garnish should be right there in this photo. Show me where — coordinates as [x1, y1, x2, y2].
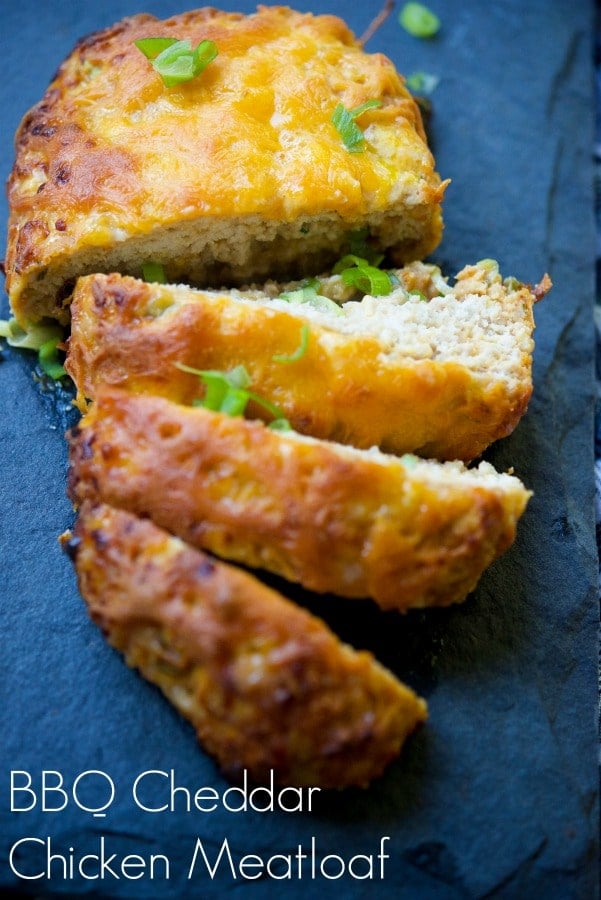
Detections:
[278, 279, 343, 316]
[0, 318, 67, 380]
[406, 71, 440, 95]
[142, 262, 166, 283]
[175, 362, 291, 430]
[0, 318, 62, 350]
[135, 37, 218, 88]
[38, 336, 66, 380]
[272, 324, 310, 364]
[399, 3, 440, 38]
[333, 254, 395, 296]
[134, 37, 179, 58]
[331, 99, 382, 152]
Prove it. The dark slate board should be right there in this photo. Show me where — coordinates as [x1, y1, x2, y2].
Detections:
[0, 1, 598, 897]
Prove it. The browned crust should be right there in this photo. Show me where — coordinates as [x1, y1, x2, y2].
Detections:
[67, 388, 530, 612]
[66, 501, 427, 788]
[66, 272, 535, 461]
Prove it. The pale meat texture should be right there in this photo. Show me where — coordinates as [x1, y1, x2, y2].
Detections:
[6, 5, 446, 325]
[66, 261, 539, 460]
[67, 502, 428, 788]
[67, 388, 531, 612]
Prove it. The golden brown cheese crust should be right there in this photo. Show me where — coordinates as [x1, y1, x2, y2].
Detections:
[6, 5, 445, 325]
[67, 388, 531, 612]
[67, 501, 427, 788]
[66, 267, 536, 461]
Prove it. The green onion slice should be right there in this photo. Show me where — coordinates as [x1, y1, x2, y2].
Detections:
[278, 277, 320, 304]
[272, 324, 310, 364]
[38, 337, 66, 380]
[333, 254, 371, 274]
[175, 362, 288, 426]
[135, 37, 218, 88]
[142, 262, 166, 283]
[333, 255, 395, 296]
[406, 71, 440, 95]
[342, 265, 393, 296]
[0, 318, 63, 351]
[349, 99, 383, 118]
[399, 3, 441, 38]
[331, 99, 382, 152]
[134, 37, 179, 59]
[0, 317, 67, 379]
[278, 279, 343, 316]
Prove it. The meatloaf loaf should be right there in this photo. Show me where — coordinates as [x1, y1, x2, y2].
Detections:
[6, 5, 446, 326]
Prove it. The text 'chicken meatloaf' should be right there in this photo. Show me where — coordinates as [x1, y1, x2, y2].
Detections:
[65, 501, 427, 788]
[6, 5, 446, 326]
[67, 388, 531, 612]
[66, 261, 543, 460]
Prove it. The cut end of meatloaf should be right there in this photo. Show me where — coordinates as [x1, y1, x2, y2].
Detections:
[66, 389, 531, 612]
[5, 5, 446, 326]
[64, 501, 427, 788]
[66, 260, 547, 460]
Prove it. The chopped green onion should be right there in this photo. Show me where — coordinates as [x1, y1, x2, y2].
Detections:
[220, 387, 251, 417]
[192, 40, 218, 72]
[331, 99, 382, 152]
[406, 71, 440, 95]
[341, 265, 393, 296]
[278, 279, 343, 316]
[331, 106, 362, 152]
[0, 317, 67, 379]
[333, 255, 395, 296]
[348, 99, 384, 118]
[333, 253, 371, 274]
[38, 337, 66, 380]
[135, 37, 218, 88]
[142, 262, 166, 283]
[310, 295, 345, 314]
[409, 289, 427, 301]
[134, 37, 179, 59]
[278, 278, 320, 304]
[0, 318, 63, 350]
[399, 3, 440, 38]
[272, 324, 310, 364]
[174, 362, 288, 426]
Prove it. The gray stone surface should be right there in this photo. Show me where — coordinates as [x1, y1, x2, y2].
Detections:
[0, 1, 597, 897]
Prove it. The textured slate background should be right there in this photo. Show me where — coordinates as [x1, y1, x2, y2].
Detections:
[0, 1, 598, 897]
